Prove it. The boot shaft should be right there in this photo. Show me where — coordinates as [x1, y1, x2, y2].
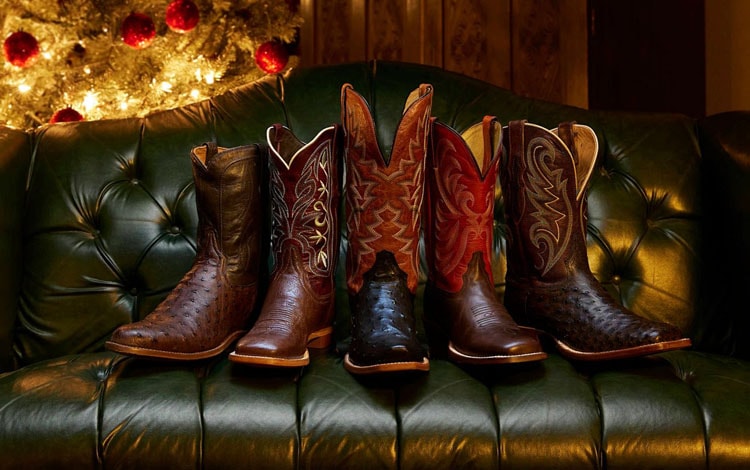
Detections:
[190, 143, 263, 286]
[266, 124, 341, 284]
[501, 120, 598, 282]
[425, 117, 502, 293]
[341, 83, 433, 294]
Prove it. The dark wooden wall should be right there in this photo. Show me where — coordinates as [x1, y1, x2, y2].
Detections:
[588, 0, 705, 117]
[298, 0, 589, 108]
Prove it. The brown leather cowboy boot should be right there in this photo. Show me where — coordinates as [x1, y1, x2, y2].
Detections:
[106, 143, 263, 360]
[424, 117, 546, 364]
[341, 83, 432, 374]
[229, 124, 340, 367]
[501, 120, 691, 360]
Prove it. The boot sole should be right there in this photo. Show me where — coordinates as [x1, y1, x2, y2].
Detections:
[343, 353, 429, 375]
[448, 340, 548, 365]
[104, 330, 246, 361]
[227, 327, 333, 368]
[540, 330, 692, 361]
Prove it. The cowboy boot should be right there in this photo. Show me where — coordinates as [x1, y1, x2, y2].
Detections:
[106, 143, 263, 360]
[341, 83, 432, 374]
[501, 120, 691, 360]
[424, 117, 547, 365]
[229, 124, 340, 367]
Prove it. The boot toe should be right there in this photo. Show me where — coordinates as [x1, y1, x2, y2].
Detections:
[503, 334, 545, 356]
[449, 330, 546, 364]
[107, 324, 153, 348]
[235, 336, 286, 357]
[230, 329, 309, 366]
[105, 323, 182, 357]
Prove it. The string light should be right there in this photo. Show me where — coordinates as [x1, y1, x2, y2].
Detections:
[82, 91, 98, 111]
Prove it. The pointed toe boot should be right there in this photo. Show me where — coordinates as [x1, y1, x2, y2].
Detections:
[106, 143, 263, 360]
[424, 117, 546, 365]
[341, 83, 432, 375]
[230, 124, 340, 367]
[501, 120, 691, 361]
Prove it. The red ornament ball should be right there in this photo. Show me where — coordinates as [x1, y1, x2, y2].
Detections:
[50, 107, 84, 124]
[4, 31, 39, 68]
[166, 0, 200, 33]
[255, 40, 289, 74]
[121, 12, 156, 49]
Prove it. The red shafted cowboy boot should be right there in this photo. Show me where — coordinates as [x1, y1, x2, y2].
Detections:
[424, 117, 547, 364]
[106, 143, 263, 360]
[229, 124, 341, 367]
[341, 83, 432, 375]
[501, 120, 691, 360]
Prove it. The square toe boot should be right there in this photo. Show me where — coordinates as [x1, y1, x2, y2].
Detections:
[424, 117, 546, 365]
[106, 143, 263, 360]
[501, 120, 691, 361]
[230, 124, 341, 367]
[341, 83, 432, 375]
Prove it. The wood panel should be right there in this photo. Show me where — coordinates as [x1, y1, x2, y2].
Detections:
[444, 0, 511, 88]
[367, 0, 404, 60]
[588, 0, 704, 116]
[299, 0, 586, 108]
[299, 0, 366, 65]
[511, 0, 587, 107]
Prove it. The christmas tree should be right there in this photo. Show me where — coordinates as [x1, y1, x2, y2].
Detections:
[1, 0, 301, 129]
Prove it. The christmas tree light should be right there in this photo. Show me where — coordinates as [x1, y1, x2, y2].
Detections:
[1, 0, 301, 128]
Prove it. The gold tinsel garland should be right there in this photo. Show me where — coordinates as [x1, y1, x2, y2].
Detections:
[1, 0, 301, 129]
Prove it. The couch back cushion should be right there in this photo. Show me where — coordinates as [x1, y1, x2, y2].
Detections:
[11, 62, 703, 366]
[0, 128, 31, 371]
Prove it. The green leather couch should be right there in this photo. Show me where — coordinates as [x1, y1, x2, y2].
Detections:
[1, 61, 749, 469]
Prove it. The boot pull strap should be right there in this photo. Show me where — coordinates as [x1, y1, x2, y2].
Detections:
[205, 141, 219, 161]
[481, 116, 501, 175]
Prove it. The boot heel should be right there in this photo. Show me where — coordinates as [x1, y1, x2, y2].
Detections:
[308, 327, 333, 349]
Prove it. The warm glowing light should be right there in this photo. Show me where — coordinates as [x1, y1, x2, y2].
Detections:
[42, 52, 52, 60]
[190, 89, 200, 99]
[83, 91, 98, 111]
[120, 101, 128, 111]
[204, 70, 215, 85]
[84, 66, 91, 75]
[18, 83, 31, 93]
[160, 81, 173, 92]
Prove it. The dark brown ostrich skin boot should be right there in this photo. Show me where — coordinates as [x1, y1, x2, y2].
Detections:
[424, 117, 546, 365]
[341, 83, 432, 375]
[106, 142, 263, 360]
[501, 120, 691, 360]
[230, 124, 341, 367]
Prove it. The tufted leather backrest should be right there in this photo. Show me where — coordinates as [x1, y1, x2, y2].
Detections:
[2, 62, 708, 369]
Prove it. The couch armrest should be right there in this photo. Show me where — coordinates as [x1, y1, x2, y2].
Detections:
[0, 126, 31, 372]
[696, 111, 750, 359]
